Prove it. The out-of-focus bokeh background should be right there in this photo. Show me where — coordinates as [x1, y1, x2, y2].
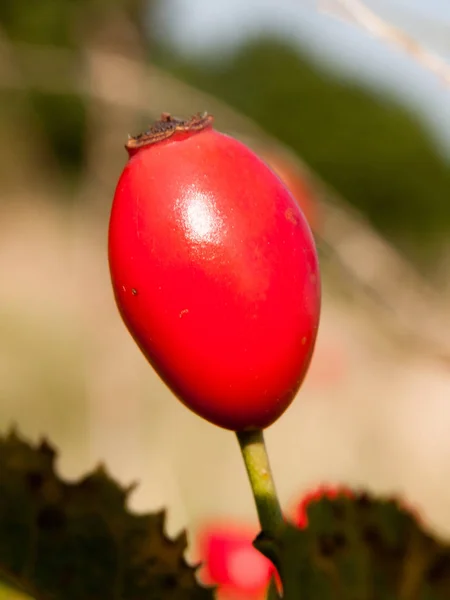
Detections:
[1, 0, 450, 589]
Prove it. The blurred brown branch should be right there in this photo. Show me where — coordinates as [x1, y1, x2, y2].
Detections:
[320, 0, 450, 85]
[1, 34, 450, 366]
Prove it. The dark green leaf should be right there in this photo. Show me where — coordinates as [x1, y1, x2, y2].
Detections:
[0, 429, 214, 600]
[255, 491, 450, 599]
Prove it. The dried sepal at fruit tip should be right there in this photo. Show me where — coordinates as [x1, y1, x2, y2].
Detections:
[126, 112, 214, 152]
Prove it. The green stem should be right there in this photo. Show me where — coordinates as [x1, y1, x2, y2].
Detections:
[236, 429, 284, 536]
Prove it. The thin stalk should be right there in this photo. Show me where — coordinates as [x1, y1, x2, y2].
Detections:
[236, 429, 284, 536]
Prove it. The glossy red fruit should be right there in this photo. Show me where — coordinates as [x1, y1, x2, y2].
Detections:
[108, 113, 321, 431]
[257, 149, 320, 232]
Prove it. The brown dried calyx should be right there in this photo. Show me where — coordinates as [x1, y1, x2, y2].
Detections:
[126, 112, 213, 151]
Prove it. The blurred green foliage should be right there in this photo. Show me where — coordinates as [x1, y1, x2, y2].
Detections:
[0, 430, 214, 600]
[155, 38, 450, 262]
[1, 1, 449, 262]
[257, 491, 450, 599]
[0, 0, 146, 47]
[0, 0, 73, 47]
[29, 92, 87, 178]
[0, 0, 146, 180]
[0, 582, 27, 600]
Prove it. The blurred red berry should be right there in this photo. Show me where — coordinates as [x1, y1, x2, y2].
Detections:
[305, 341, 348, 389]
[196, 523, 276, 599]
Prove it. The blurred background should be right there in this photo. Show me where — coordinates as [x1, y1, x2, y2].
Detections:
[1, 0, 450, 595]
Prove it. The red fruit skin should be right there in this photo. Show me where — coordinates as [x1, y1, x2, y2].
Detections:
[258, 149, 320, 232]
[108, 120, 321, 431]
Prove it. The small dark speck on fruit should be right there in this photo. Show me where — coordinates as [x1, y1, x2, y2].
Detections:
[301, 337, 307, 345]
[132, 288, 138, 296]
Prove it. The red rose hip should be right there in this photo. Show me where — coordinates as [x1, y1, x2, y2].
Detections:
[108, 113, 321, 431]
